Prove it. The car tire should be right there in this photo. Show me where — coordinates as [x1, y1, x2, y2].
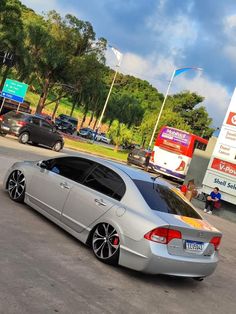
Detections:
[7, 170, 25, 203]
[0, 132, 7, 137]
[52, 141, 62, 152]
[92, 223, 120, 265]
[18, 132, 29, 144]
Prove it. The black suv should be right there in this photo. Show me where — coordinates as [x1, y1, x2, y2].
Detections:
[127, 148, 151, 171]
[55, 120, 75, 135]
[18, 116, 64, 152]
[55, 114, 78, 134]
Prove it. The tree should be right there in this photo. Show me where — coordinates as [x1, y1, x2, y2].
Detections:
[109, 120, 132, 152]
[0, 0, 26, 88]
[169, 91, 213, 137]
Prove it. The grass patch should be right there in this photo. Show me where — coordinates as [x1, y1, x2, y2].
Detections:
[64, 138, 128, 162]
[25, 91, 84, 120]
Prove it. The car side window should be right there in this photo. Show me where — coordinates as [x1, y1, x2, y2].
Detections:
[83, 165, 126, 201]
[31, 117, 40, 125]
[41, 120, 52, 130]
[47, 157, 94, 183]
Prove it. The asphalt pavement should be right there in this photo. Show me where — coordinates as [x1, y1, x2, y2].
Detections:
[0, 136, 236, 314]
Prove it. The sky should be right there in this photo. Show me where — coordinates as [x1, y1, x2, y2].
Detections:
[20, 0, 236, 128]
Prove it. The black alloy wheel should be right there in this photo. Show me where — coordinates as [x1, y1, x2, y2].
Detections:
[7, 170, 25, 203]
[92, 223, 120, 265]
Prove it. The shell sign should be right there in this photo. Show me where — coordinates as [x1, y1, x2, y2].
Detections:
[226, 112, 236, 127]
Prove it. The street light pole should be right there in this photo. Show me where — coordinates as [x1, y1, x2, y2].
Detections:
[148, 67, 203, 150]
[96, 65, 119, 131]
[96, 46, 122, 132]
[148, 69, 175, 149]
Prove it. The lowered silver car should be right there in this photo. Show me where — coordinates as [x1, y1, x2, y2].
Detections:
[3, 155, 222, 280]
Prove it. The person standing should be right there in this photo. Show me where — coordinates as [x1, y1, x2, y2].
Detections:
[204, 187, 221, 214]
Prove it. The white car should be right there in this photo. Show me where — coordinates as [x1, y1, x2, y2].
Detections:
[96, 133, 111, 144]
[3, 155, 222, 279]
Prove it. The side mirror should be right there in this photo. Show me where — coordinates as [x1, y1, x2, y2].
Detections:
[37, 160, 48, 169]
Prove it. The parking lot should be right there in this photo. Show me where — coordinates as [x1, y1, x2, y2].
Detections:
[0, 136, 236, 314]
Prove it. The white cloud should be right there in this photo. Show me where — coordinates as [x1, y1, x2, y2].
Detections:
[224, 14, 236, 39]
[107, 51, 230, 128]
[146, 10, 198, 57]
[21, 0, 59, 13]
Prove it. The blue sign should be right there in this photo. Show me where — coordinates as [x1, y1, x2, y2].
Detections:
[1, 91, 24, 103]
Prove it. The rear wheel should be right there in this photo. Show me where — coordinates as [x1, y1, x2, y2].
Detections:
[52, 141, 62, 152]
[19, 132, 29, 144]
[7, 170, 25, 203]
[92, 223, 120, 265]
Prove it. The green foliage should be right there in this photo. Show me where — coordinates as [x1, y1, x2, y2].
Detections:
[0, 1, 214, 141]
[108, 120, 132, 151]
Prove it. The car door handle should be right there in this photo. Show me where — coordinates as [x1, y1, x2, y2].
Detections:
[60, 182, 70, 189]
[94, 199, 107, 206]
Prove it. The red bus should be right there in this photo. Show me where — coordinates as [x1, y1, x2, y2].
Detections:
[150, 126, 208, 181]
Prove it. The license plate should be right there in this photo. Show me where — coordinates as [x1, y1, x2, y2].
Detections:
[1, 125, 10, 131]
[133, 155, 140, 159]
[185, 240, 204, 252]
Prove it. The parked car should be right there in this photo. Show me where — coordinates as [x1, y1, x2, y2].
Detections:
[0, 110, 31, 136]
[55, 120, 76, 135]
[18, 116, 64, 151]
[96, 133, 111, 144]
[78, 127, 94, 139]
[4, 155, 222, 279]
[34, 113, 53, 124]
[56, 114, 78, 131]
[127, 148, 151, 170]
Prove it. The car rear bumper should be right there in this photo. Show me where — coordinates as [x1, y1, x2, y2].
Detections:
[119, 238, 218, 277]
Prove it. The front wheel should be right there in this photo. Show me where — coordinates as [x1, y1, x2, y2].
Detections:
[0, 132, 7, 137]
[19, 132, 29, 144]
[52, 141, 62, 152]
[92, 223, 120, 265]
[7, 170, 25, 203]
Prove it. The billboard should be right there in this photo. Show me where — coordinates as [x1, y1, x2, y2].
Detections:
[202, 89, 236, 204]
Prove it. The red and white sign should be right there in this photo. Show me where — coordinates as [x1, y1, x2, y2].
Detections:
[211, 158, 236, 177]
[226, 112, 236, 127]
[203, 88, 236, 205]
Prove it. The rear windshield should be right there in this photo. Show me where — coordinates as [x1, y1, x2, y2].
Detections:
[132, 149, 146, 157]
[5, 111, 28, 119]
[134, 180, 202, 219]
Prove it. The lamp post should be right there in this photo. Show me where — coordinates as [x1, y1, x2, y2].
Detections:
[148, 67, 203, 150]
[96, 46, 123, 132]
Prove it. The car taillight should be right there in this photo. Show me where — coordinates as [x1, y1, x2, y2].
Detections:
[151, 151, 155, 162]
[144, 227, 182, 244]
[210, 236, 221, 251]
[175, 160, 186, 171]
[17, 121, 27, 127]
[0, 115, 3, 121]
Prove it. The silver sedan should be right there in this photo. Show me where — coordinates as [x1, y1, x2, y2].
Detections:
[3, 155, 222, 280]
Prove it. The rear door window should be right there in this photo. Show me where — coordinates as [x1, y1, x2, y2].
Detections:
[83, 165, 126, 201]
[47, 157, 94, 183]
[134, 180, 202, 219]
[30, 117, 40, 125]
[41, 120, 52, 130]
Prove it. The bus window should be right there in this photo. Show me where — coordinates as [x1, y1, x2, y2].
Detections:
[194, 140, 207, 151]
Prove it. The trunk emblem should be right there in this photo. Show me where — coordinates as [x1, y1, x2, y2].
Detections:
[198, 232, 205, 238]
